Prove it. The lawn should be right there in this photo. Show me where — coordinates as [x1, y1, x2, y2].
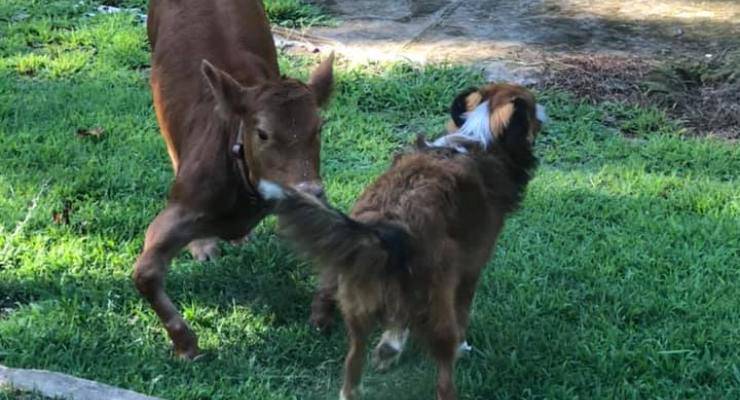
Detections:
[1, 1, 739, 399]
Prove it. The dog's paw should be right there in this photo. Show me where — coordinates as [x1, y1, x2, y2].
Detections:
[371, 328, 408, 371]
[308, 312, 334, 334]
[188, 238, 220, 262]
[309, 298, 337, 334]
[456, 340, 473, 358]
[372, 342, 401, 372]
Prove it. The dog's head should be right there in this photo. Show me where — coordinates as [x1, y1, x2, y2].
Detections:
[447, 84, 546, 151]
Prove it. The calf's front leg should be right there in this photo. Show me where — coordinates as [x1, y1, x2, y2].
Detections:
[132, 204, 207, 359]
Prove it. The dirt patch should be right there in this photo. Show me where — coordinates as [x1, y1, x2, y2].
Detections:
[644, 50, 739, 138]
[539, 51, 739, 138]
[299, 0, 739, 138]
[539, 54, 653, 103]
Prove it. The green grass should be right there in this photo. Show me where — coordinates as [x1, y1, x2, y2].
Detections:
[1, 1, 739, 399]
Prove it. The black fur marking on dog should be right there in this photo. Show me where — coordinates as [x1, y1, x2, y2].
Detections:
[486, 99, 539, 211]
[450, 87, 479, 127]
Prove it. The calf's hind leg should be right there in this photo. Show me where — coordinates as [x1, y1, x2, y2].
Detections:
[132, 204, 207, 359]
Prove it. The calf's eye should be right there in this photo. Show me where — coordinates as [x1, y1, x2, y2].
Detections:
[257, 129, 268, 141]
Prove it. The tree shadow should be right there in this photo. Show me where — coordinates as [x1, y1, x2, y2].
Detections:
[2, 155, 737, 398]
[308, 0, 739, 61]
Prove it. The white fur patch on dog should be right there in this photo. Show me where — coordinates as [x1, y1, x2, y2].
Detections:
[431, 100, 492, 152]
[371, 328, 410, 371]
[380, 328, 409, 352]
[456, 340, 473, 358]
[455, 100, 492, 149]
[536, 103, 548, 124]
[258, 180, 285, 200]
[430, 134, 470, 153]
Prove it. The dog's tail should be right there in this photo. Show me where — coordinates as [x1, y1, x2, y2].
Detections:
[259, 181, 411, 278]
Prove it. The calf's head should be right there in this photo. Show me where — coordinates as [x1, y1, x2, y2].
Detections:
[200, 54, 334, 198]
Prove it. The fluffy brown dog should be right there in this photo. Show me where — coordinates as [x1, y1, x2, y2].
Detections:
[260, 84, 545, 400]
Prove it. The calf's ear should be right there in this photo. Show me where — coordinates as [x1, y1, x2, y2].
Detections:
[308, 52, 334, 108]
[201, 59, 252, 118]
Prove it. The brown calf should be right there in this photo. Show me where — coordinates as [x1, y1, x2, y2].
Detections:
[135, 0, 334, 359]
[260, 84, 545, 400]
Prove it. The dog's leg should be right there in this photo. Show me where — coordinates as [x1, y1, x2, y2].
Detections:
[340, 315, 372, 400]
[132, 204, 206, 360]
[187, 237, 220, 261]
[310, 268, 338, 332]
[455, 274, 481, 357]
[429, 286, 460, 400]
[371, 327, 409, 371]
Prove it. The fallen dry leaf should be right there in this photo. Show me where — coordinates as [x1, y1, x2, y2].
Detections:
[76, 126, 105, 139]
[52, 201, 72, 225]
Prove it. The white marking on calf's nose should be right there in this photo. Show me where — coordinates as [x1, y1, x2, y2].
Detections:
[258, 180, 285, 200]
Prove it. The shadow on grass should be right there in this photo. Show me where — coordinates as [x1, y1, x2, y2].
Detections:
[1, 169, 737, 399]
[0, 23, 737, 396]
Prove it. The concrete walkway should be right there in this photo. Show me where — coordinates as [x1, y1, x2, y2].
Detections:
[281, 0, 739, 82]
[0, 365, 161, 400]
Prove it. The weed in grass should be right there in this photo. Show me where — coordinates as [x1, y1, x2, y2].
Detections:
[263, 0, 334, 28]
[0, 387, 56, 400]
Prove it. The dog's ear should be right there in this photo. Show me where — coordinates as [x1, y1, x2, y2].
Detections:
[449, 87, 482, 128]
[491, 97, 539, 144]
[414, 134, 430, 149]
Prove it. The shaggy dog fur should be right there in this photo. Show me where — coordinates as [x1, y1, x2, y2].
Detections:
[261, 84, 544, 400]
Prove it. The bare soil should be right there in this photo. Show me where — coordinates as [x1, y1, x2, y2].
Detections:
[297, 0, 739, 137]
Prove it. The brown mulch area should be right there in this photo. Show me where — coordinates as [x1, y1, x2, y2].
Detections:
[538, 52, 739, 139]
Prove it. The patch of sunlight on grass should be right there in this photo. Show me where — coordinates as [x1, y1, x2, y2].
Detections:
[0, 1, 738, 399]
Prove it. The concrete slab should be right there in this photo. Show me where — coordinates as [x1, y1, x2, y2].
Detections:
[0, 365, 161, 400]
[285, 0, 739, 83]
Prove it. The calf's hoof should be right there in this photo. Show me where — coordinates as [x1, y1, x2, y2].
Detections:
[230, 233, 251, 245]
[175, 345, 202, 361]
[339, 388, 357, 400]
[168, 322, 200, 360]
